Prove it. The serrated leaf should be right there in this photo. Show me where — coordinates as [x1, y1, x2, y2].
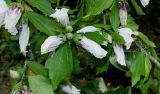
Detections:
[138, 32, 156, 48]
[27, 0, 53, 15]
[131, 52, 145, 86]
[28, 12, 59, 35]
[45, 43, 73, 90]
[145, 57, 152, 78]
[109, 0, 120, 31]
[72, 47, 80, 74]
[27, 61, 48, 77]
[85, 32, 106, 44]
[131, 0, 145, 15]
[126, 15, 139, 31]
[28, 75, 54, 94]
[85, 0, 113, 15]
[108, 31, 125, 44]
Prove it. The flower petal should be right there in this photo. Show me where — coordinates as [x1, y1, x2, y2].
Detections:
[61, 85, 81, 94]
[118, 28, 137, 49]
[80, 37, 107, 59]
[50, 8, 69, 27]
[77, 26, 97, 33]
[4, 7, 21, 31]
[19, 23, 30, 55]
[140, 0, 150, 7]
[113, 43, 126, 66]
[8, 27, 18, 35]
[0, 0, 8, 27]
[119, 0, 127, 26]
[41, 36, 63, 54]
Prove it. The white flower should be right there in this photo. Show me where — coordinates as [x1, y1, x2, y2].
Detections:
[77, 26, 97, 33]
[0, 0, 8, 27]
[4, 7, 21, 35]
[41, 36, 63, 54]
[9, 70, 20, 79]
[119, 0, 127, 26]
[19, 23, 30, 56]
[118, 28, 138, 49]
[140, 0, 150, 7]
[61, 85, 81, 94]
[113, 43, 126, 66]
[50, 8, 69, 27]
[80, 37, 107, 59]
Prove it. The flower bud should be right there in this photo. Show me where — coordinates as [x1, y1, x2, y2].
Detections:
[41, 36, 63, 54]
[77, 26, 97, 33]
[61, 85, 81, 94]
[80, 37, 107, 59]
[9, 70, 20, 79]
[0, 0, 8, 27]
[119, 0, 127, 26]
[140, 0, 150, 7]
[50, 8, 69, 27]
[4, 7, 21, 35]
[66, 25, 73, 32]
[19, 23, 30, 56]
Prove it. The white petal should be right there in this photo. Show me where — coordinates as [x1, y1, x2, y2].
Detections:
[4, 7, 21, 30]
[119, 1, 127, 26]
[19, 23, 30, 55]
[77, 26, 97, 33]
[41, 36, 62, 54]
[8, 27, 18, 35]
[118, 28, 137, 49]
[113, 44, 126, 66]
[140, 0, 150, 7]
[80, 37, 107, 59]
[50, 8, 69, 27]
[0, 0, 8, 27]
[61, 85, 81, 94]
[102, 41, 108, 47]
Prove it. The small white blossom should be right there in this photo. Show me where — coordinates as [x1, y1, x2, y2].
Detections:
[0, 0, 8, 27]
[80, 37, 107, 59]
[98, 77, 107, 93]
[113, 43, 126, 66]
[41, 36, 63, 54]
[61, 85, 81, 94]
[4, 7, 21, 35]
[9, 70, 20, 79]
[118, 28, 138, 49]
[77, 26, 97, 33]
[19, 23, 30, 56]
[50, 8, 69, 27]
[140, 0, 150, 7]
[119, 0, 127, 26]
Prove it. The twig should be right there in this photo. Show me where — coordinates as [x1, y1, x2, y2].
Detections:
[136, 42, 160, 69]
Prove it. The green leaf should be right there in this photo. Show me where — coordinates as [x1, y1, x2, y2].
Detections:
[109, 0, 120, 31]
[27, 61, 48, 77]
[85, 32, 106, 44]
[28, 75, 54, 94]
[138, 32, 156, 48]
[131, 52, 145, 86]
[28, 12, 59, 35]
[48, 0, 59, 3]
[126, 15, 139, 31]
[145, 57, 152, 78]
[45, 43, 73, 90]
[27, 0, 53, 15]
[108, 31, 125, 44]
[85, 0, 113, 15]
[131, 0, 145, 15]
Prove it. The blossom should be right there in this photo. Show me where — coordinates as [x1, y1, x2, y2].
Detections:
[113, 43, 126, 66]
[0, 0, 8, 27]
[19, 23, 30, 56]
[41, 36, 63, 54]
[61, 85, 81, 94]
[9, 70, 20, 79]
[77, 26, 97, 33]
[98, 77, 107, 93]
[80, 37, 107, 59]
[119, 0, 127, 26]
[4, 7, 21, 35]
[140, 0, 150, 7]
[118, 28, 138, 49]
[50, 8, 69, 27]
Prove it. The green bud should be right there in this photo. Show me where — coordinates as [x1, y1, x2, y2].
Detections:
[66, 33, 73, 40]
[66, 26, 73, 32]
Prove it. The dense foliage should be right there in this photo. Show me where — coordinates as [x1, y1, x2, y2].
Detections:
[0, 0, 160, 94]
